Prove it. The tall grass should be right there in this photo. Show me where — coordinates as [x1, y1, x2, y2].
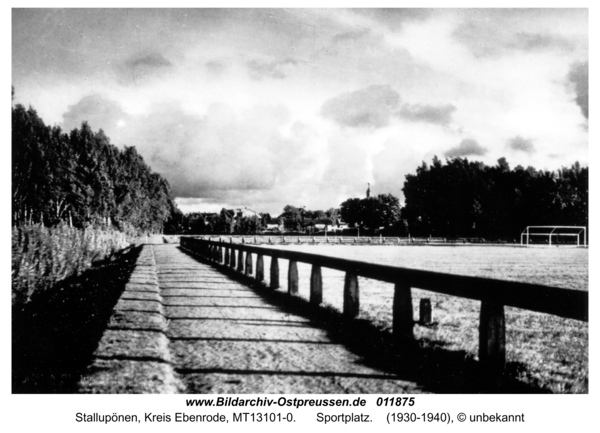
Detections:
[12, 224, 131, 306]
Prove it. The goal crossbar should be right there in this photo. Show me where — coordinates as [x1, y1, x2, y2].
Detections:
[521, 226, 587, 247]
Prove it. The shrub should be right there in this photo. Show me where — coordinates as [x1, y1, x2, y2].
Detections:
[12, 224, 131, 306]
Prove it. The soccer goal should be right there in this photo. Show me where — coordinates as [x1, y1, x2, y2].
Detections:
[520, 226, 587, 247]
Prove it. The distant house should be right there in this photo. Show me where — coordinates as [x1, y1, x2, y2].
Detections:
[235, 208, 259, 219]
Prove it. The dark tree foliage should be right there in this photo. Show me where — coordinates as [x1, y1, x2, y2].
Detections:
[12, 104, 178, 234]
[340, 194, 401, 231]
[279, 205, 304, 231]
[175, 209, 268, 235]
[175, 205, 343, 235]
[402, 157, 588, 239]
[185, 212, 207, 234]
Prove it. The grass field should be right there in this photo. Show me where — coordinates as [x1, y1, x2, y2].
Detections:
[252, 244, 588, 393]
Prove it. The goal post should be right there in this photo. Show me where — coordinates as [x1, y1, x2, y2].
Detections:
[520, 226, 587, 247]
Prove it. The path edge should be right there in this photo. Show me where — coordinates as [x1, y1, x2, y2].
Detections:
[77, 245, 185, 394]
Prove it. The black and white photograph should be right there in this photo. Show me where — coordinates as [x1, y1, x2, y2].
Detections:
[7, 2, 595, 429]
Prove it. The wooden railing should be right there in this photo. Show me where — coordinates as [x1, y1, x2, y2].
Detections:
[197, 235, 492, 245]
[200, 235, 405, 245]
[180, 236, 588, 374]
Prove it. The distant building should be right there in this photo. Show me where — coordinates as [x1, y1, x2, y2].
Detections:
[235, 208, 258, 218]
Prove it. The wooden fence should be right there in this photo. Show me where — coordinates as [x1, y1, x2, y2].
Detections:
[180, 236, 587, 374]
[197, 235, 493, 245]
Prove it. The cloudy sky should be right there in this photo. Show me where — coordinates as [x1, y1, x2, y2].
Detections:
[12, 8, 589, 215]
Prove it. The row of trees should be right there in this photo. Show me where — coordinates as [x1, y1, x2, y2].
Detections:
[277, 205, 340, 232]
[401, 157, 588, 239]
[179, 209, 269, 235]
[12, 103, 178, 234]
[169, 156, 587, 239]
[325, 158, 587, 240]
[174, 205, 344, 235]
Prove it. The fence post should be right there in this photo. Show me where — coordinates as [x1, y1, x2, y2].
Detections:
[245, 252, 253, 276]
[288, 260, 299, 296]
[343, 272, 359, 317]
[256, 254, 264, 282]
[224, 247, 230, 265]
[237, 250, 244, 272]
[270, 257, 280, 289]
[393, 283, 414, 340]
[310, 265, 322, 305]
[419, 298, 432, 325]
[479, 301, 506, 375]
[230, 248, 236, 268]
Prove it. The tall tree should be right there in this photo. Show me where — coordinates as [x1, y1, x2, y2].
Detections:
[12, 100, 179, 233]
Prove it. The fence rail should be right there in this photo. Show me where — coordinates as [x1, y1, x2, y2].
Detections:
[180, 236, 587, 374]
[198, 235, 496, 245]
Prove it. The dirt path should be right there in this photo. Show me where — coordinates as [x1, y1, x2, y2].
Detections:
[79, 241, 425, 393]
[153, 243, 424, 393]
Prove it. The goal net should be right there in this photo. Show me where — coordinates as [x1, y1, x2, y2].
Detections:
[520, 226, 587, 247]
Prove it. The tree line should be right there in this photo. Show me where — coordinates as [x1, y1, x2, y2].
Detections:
[173, 209, 269, 235]
[173, 155, 588, 240]
[401, 157, 588, 239]
[172, 205, 343, 235]
[12, 103, 178, 234]
[334, 158, 587, 240]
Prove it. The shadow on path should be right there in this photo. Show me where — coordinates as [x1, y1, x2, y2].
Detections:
[12, 246, 142, 393]
[178, 246, 549, 394]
